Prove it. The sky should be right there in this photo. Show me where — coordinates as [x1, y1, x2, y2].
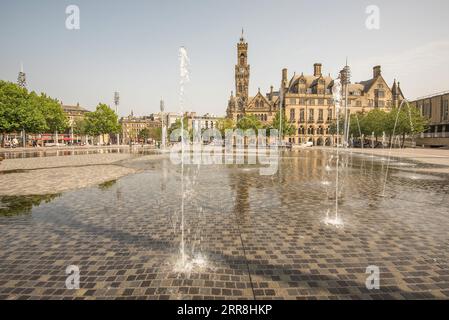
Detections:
[1, 0, 448, 116]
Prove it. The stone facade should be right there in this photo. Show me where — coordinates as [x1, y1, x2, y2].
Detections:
[61, 103, 89, 126]
[226, 32, 280, 124]
[120, 113, 161, 144]
[282, 64, 404, 145]
[226, 33, 405, 145]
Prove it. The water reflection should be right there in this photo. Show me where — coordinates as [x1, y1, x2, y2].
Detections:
[0, 194, 61, 216]
[0, 147, 160, 160]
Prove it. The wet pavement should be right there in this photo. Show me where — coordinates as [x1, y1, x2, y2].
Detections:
[0, 149, 448, 300]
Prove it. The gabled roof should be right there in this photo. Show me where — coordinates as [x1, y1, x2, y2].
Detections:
[62, 104, 89, 113]
[287, 74, 333, 92]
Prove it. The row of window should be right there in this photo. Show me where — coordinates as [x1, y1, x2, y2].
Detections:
[236, 114, 268, 121]
[289, 109, 333, 122]
[290, 87, 333, 95]
[296, 127, 328, 135]
[287, 98, 391, 108]
[419, 100, 449, 121]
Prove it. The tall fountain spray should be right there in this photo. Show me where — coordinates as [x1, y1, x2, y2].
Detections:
[325, 77, 344, 227]
[381, 99, 414, 197]
[160, 98, 167, 149]
[179, 47, 190, 266]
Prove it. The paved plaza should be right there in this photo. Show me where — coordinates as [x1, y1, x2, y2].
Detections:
[0, 148, 449, 299]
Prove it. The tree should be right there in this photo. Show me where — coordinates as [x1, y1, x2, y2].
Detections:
[328, 116, 344, 136]
[36, 93, 68, 134]
[361, 109, 388, 141]
[0, 81, 29, 146]
[73, 118, 88, 135]
[168, 117, 190, 142]
[85, 103, 121, 143]
[216, 118, 235, 136]
[266, 110, 296, 137]
[386, 104, 428, 147]
[148, 127, 162, 141]
[138, 128, 150, 143]
[236, 114, 263, 132]
[25, 92, 48, 134]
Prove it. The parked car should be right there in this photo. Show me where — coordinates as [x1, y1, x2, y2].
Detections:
[302, 141, 314, 148]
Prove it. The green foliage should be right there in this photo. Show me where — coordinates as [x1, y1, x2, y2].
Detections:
[138, 128, 151, 141]
[0, 81, 68, 146]
[148, 127, 162, 141]
[37, 93, 68, 133]
[266, 110, 296, 137]
[236, 114, 263, 132]
[385, 104, 428, 136]
[361, 109, 388, 138]
[0, 80, 32, 134]
[168, 118, 189, 135]
[168, 117, 191, 141]
[85, 103, 121, 136]
[217, 118, 235, 135]
[73, 118, 89, 135]
[328, 105, 428, 146]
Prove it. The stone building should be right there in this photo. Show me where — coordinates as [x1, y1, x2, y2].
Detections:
[120, 112, 161, 144]
[185, 112, 223, 131]
[282, 64, 404, 145]
[226, 31, 280, 124]
[226, 32, 405, 145]
[62, 103, 90, 127]
[412, 91, 449, 147]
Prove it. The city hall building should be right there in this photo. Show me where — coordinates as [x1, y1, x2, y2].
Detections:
[226, 32, 405, 145]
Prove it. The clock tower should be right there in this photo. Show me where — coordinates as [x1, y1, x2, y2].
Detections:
[235, 29, 250, 104]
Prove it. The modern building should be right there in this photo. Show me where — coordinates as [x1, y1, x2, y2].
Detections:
[412, 91, 449, 147]
[226, 32, 405, 145]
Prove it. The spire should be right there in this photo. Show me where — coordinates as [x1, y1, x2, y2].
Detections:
[240, 28, 245, 42]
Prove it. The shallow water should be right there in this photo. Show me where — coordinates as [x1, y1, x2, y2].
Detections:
[0, 147, 160, 159]
[0, 149, 448, 299]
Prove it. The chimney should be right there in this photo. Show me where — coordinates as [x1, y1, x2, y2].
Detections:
[314, 63, 322, 77]
[373, 65, 381, 78]
[282, 68, 288, 83]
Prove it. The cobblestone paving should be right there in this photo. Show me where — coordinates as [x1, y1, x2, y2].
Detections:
[0, 150, 448, 300]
